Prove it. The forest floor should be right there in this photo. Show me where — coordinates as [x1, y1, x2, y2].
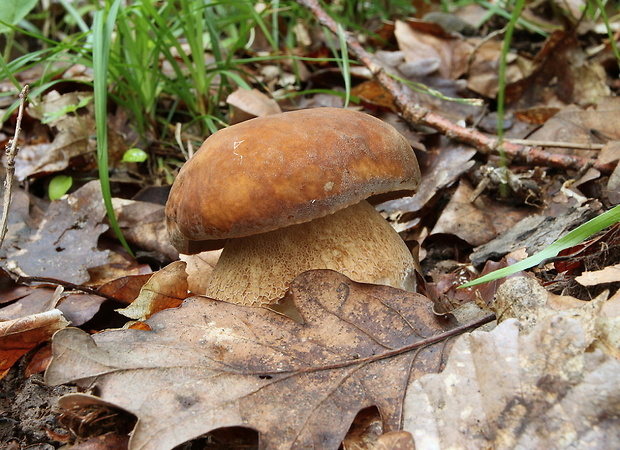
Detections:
[1, 1, 619, 449]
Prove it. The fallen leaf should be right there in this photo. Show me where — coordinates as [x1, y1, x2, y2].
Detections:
[403, 314, 620, 448]
[395, 20, 470, 80]
[507, 31, 610, 109]
[606, 164, 620, 205]
[352, 80, 396, 110]
[0, 286, 61, 321]
[597, 141, 620, 165]
[430, 179, 532, 246]
[0, 309, 69, 379]
[1, 180, 110, 284]
[379, 144, 476, 219]
[467, 38, 528, 98]
[226, 88, 282, 124]
[57, 294, 108, 327]
[493, 276, 605, 334]
[575, 264, 620, 286]
[180, 250, 221, 294]
[116, 261, 189, 321]
[96, 274, 153, 305]
[16, 91, 126, 179]
[114, 198, 178, 262]
[526, 97, 620, 156]
[46, 270, 471, 449]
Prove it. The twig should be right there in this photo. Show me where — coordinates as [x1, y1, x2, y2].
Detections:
[17, 275, 125, 303]
[0, 85, 29, 247]
[295, 0, 617, 175]
[504, 139, 604, 150]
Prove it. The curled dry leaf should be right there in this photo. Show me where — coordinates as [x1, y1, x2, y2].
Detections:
[45, 270, 479, 450]
[0, 309, 69, 379]
[575, 263, 620, 286]
[379, 144, 476, 219]
[394, 20, 470, 80]
[226, 88, 282, 124]
[179, 250, 222, 294]
[403, 313, 620, 449]
[116, 261, 190, 321]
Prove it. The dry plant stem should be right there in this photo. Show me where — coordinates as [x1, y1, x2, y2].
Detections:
[296, 0, 616, 175]
[17, 275, 124, 303]
[0, 85, 29, 247]
[505, 139, 605, 150]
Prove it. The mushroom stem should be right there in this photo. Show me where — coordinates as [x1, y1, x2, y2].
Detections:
[205, 200, 416, 306]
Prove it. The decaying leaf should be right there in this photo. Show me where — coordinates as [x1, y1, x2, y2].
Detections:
[469, 201, 600, 267]
[1, 181, 110, 284]
[575, 264, 620, 286]
[430, 179, 532, 247]
[0, 309, 69, 379]
[403, 313, 620, 449]
[179, 250, 222, 294]
[116, 261, 189, 321]
[394, 20, 470, 80]
[379, 144, 476, 220]
[526, 97, 620, 156]
[114, 198, 179, 262]
[46, 270, 471, 449]
[0, 286, 62, 321]
[226, 88, 282, 124]
[496, 276, 620, 361]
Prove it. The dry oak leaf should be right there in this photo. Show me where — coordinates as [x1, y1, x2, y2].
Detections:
[403, 314, 620, 449]
[0, 309, 69, 379]
[116, 261, 190, 321]
[45, 270, 477, 450]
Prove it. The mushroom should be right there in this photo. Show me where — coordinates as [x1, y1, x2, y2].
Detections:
[165, 107, 421, 306]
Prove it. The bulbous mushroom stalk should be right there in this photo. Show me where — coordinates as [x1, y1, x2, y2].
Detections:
[205, 200, 415, 306]
[165, 107, 421, 307]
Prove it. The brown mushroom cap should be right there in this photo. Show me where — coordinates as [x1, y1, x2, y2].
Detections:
[166, 107, 420, 254]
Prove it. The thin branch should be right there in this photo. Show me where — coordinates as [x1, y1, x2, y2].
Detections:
[0, 85, 29, 247]
[295, 0, 617, 175]
[17, 275, 125, 303]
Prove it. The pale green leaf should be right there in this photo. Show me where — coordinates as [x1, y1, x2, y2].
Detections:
[48, 175, 73, 200]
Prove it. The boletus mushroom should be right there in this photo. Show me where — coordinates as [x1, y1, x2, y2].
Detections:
[165, 107, 421, 306]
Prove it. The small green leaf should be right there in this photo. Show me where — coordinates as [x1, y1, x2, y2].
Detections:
[48, 175, 73, 200]
[121, 148, 148, 163]
[0, 0, 38, 33]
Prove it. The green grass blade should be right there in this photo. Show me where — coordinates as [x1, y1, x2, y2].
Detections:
[93, 0, 133, 256]
[460, 205, 620, 288]
[57, 0, 90, 33]
[496, 0, 526, 171]
[592, 0, 620, 70]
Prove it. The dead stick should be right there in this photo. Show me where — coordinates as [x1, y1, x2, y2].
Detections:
[0, 85, 29, 247]
[296, 0, 616, 175]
